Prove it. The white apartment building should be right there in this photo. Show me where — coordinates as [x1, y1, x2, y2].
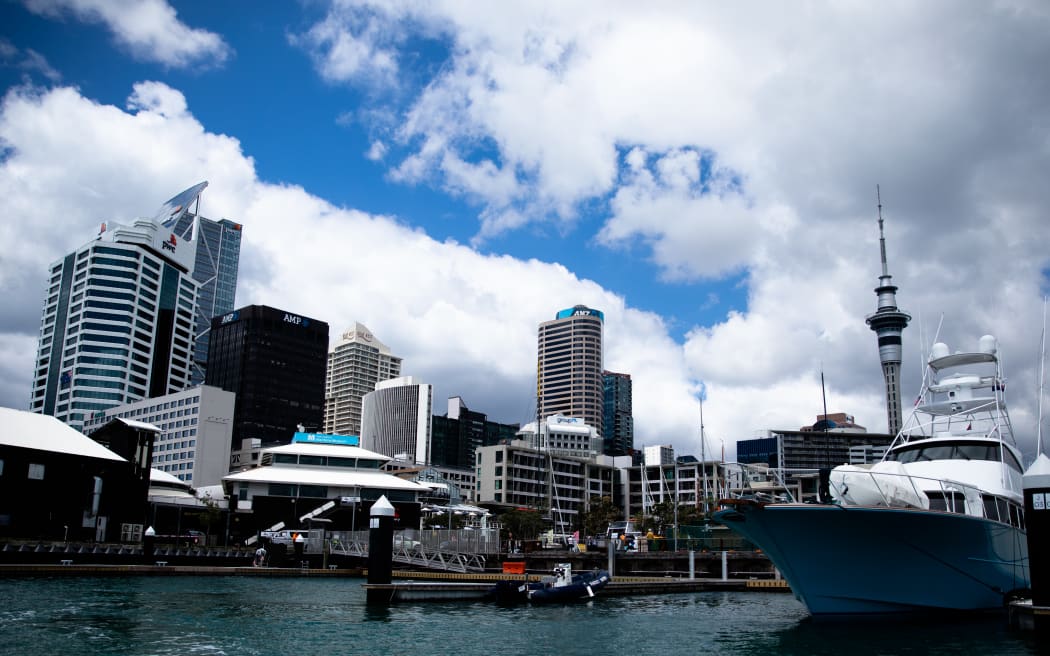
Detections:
[82, 385, 234, 487]
[323, 323, 402, 436]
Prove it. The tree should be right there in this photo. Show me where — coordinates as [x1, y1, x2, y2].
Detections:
[581, 495, 621, 538]
[498, 508, 546, 540]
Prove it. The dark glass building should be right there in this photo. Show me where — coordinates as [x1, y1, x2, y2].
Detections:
[602, 371, 634, 456]
[205, 305, 328, 449]
[160, 182, 243, 386]
[430, 397, 519, 469]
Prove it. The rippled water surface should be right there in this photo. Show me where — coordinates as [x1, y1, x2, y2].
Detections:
[0, 576, 1040, 655]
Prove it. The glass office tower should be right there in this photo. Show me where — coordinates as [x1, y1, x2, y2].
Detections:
[159, 182, 242, 385]
[31, 219, 198, 432]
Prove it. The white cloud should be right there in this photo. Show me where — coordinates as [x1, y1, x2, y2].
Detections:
[6, 1, 1050, 464]
[291, 1, 1050, 458]
[21, 0, 231, 68]
[126, 80, 188, 117]
[0, 39, 62, 83]
[289, 4, 403, 86]
[0, 82, 701, 445]
[365, 139, 386, 161]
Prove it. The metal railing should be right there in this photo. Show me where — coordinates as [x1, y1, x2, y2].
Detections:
[325, 528, 496, 573]
[828, 467, 986, 515]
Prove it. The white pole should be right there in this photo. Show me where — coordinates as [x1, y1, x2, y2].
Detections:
[1038, 297, 1047, 456]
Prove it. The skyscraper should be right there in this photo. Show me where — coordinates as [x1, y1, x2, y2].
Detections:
[865, 192, 911, 436]
[602, 371, 634, 456]
[323, 322, 402, 436]
[31, 217, 199, 432]
[205, 305, 329, 449]
[536, 305, 604, 436]
[156, 182, 242, 385]
[360, 376, 432, 464]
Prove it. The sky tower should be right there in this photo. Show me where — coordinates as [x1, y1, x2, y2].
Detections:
[865, 187, 911, 436]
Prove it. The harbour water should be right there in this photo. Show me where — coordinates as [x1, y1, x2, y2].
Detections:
[0, 576, 1041, 655]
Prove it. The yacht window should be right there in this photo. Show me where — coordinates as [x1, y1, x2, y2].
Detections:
[918, 445, 954, 461]
[1009, 503, 1025, 530]
[982, 495, 1001, 522]
[996, 498, 1010, 525]
[1003, 449, 1023, 474]
[955, 444, 995, 461]
[273, 454, 297, 465]
[299, 455, 325, 466]
[926, 491, 965, 514]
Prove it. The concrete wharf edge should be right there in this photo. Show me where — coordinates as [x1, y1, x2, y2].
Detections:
[0, 563, 790, 596]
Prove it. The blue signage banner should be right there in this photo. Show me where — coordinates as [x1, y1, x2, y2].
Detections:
[292, 432, 360, 446]
[556, 306, 604, 321]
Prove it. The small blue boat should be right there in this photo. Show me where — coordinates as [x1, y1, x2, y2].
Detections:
[488, 563, 610, 603]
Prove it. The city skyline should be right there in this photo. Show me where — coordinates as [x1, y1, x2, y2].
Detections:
[1, 2, 1049, 461]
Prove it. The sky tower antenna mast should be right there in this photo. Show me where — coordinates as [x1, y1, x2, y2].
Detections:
[865, 186, 912, 436]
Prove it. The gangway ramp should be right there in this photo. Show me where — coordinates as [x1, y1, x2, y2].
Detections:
[328, 535, 487, 573]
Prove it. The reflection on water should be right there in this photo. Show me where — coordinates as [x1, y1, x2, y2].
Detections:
[0, 576, 1040, 656]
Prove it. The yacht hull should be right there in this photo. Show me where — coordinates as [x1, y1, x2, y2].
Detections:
[716, 503, 1029, 615]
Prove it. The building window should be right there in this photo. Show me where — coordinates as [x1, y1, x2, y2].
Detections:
[28, 463, 45, 480]
[299, 485, 328, 498]
[268, 483, 296, 496]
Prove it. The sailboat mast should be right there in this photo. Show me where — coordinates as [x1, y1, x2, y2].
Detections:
[700, 397, 709, 516]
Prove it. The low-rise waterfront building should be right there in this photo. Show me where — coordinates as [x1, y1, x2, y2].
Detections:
[223, 440, 429, 540]
[736, 413, 895, 500]
[623, 452, 723, 521]
[0, 407, 149, 542]
[475, 437, 620, 535]
[82, 385, 235, 487]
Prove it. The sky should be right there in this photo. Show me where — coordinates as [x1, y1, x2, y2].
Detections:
[2, 1, 1049, 462]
